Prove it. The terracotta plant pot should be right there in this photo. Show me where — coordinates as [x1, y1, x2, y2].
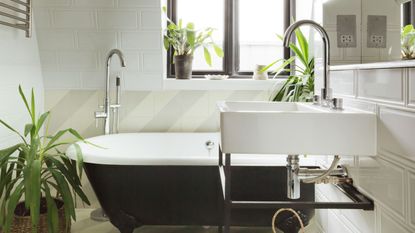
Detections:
[174, 55, 193, 79]
[6, 198, 70, 233]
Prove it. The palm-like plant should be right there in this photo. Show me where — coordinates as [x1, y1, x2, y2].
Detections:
[0, 86, 90, 233]
[263, 28, 315, 102]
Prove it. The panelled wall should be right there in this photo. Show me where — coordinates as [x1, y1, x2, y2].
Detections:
[315, 66, 415, 233]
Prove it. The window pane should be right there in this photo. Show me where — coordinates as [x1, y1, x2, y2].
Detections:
[176, 0, 224, 71]
[238, 0, 285, 72]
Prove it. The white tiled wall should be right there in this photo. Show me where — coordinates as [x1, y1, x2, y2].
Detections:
[315, 68, 415, 233]
[33, 0, 164, 90]
[409, 69, 415, 107]
[0, 21, 44, 148]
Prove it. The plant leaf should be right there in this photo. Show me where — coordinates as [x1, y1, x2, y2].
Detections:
[289, 43, 308, 67]
[43, 181, 59, 233]
[295, 28, 309, 63]
[0, 144, 21, 161]
[187, 29, 196, 48]
[0, 119, 27, 145]
[4, 182, 24, 233]
[203, 47, 212, 66]
[18, 85, 32, 119]
[46, 156, 90, 205]
[73, 144, 84, 179]
[272, 57, 296, 75]
[30, 160, 41, 232]
[163, 36, 170, 50]
[35, 111, 50, 136]
[30, 88, 36, 124]
[24, 124, 33, 137]
[50, 169, 75, 223]
[213, 44, 224, 58]
[178, 19, 182, 29]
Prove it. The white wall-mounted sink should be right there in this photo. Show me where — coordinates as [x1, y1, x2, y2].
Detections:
[217, 101, 377, 156]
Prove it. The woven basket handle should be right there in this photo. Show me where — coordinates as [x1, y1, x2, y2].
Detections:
[272, 208, 305, 233]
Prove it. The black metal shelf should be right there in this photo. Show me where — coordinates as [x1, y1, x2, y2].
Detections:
[218, 146, 374, 233]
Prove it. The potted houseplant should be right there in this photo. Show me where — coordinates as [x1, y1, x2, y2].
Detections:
[262, 28, 315, 102]
[401, 24, 415, 60]
[163, 7, 224, 79]
[0, 86, 90, 233]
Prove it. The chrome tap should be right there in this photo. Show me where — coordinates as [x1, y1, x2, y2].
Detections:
[95, 49, 126, 135]
[287, 155, 300, 199]
[283, 20, 342, 110]
[285, 154, 346, 199]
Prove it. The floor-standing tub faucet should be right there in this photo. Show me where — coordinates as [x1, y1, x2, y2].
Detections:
[95, 49, 126, 135]
[283, 20, 342, 109]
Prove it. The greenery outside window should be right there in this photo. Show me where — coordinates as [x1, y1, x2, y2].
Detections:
[167, 0, 294, 78]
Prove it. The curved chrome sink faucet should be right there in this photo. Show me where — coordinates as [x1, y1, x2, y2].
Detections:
[283, 20, 342, 110]
[283, 20, 346, 199]
[95, 49, 126, 135]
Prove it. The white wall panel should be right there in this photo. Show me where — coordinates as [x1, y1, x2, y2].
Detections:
[379, 108, 415, 161]
[358, 69, 404, 103]
[331, 70, 355, 96]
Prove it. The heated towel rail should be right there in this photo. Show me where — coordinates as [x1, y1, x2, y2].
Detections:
[0, 0, 32, 37]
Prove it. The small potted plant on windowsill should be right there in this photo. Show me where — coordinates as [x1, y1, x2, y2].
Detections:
[0, 86, 90, 233]
[162, 7, 224, 79]
[402, 24, 415, 60]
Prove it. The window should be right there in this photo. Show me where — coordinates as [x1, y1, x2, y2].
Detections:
[167, 0, 292, 78]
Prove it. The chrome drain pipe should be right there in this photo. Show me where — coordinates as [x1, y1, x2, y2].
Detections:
[286, 155, 347, 199]
[287, 155, 300, 199]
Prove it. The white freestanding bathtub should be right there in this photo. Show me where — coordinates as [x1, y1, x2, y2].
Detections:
[67, 133, 315, 233]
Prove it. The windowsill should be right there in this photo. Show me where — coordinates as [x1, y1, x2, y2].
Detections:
[163, 78, 284, 90]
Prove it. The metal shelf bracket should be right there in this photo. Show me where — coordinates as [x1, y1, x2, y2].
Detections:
[0, 0, 32, 38]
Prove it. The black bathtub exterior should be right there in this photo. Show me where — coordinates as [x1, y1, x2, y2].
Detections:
[84, 164, 315, 233]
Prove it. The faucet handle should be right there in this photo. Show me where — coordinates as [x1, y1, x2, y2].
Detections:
[95, 111, 107, 119]
[312, 95, 320, 105]
[321, 88, 332, 101]
[110, 104, 121, 109]
[94, 111, 107, 128]
[331, 98, 343, 110]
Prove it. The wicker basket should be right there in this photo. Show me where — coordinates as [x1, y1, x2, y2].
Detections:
[5, 199, 70, 233]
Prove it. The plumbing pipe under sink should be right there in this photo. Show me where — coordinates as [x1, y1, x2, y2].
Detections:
[286, 155, 346, 199]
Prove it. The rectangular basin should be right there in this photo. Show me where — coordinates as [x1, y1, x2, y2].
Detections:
[218, 101, 377, 156]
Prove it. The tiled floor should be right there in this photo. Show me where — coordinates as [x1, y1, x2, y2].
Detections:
[72, 209, 320, 233]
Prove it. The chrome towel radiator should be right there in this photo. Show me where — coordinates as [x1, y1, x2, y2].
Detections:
[0, 0, 32, 37]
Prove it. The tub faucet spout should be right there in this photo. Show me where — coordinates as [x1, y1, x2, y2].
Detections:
[95, 49, 126, 135]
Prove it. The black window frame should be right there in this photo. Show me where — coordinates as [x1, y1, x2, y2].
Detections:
[167, 0, 295, 79]
[403, 0, 415, 26]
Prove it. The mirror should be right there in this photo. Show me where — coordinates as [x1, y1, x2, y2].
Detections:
[322, 0, 408, 65]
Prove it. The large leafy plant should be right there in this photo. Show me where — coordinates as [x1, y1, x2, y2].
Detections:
[263, 28, 315, 102]
[0, 86, 90, 233]
[401, 24, 415, 59]
[162, 7, 224, 66]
